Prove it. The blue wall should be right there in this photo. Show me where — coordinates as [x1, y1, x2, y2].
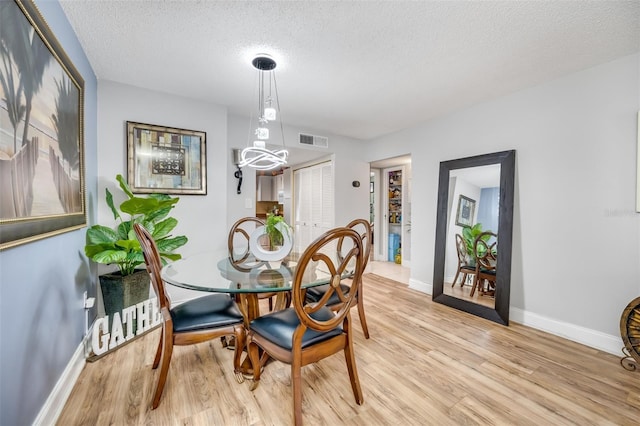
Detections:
[0, 1, 97, 424]
[476, 187, 499, 233]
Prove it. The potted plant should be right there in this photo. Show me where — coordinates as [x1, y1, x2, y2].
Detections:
[85, 174, 188, 328]
[264, 212, 290, 249]
[461, 223, 492, 263]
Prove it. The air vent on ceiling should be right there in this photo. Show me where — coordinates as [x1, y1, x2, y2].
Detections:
[299, 133, 328, 148]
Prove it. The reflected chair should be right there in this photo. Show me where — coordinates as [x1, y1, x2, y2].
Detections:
[304, 218, 372, 338]
[134, 223, 245, 409]
[451, 233, 476, 288]
[228, 217, 281, 311]
[471, 231, 497, 297]
[247, 226, 365, 426]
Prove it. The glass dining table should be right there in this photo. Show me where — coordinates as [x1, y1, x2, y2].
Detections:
[161, 249, 355, 324]
[163, 251, 289, 321]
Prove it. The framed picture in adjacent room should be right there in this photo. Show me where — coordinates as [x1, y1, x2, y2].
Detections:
[455, 194, 476, 227]
[127, 121, 207, 195]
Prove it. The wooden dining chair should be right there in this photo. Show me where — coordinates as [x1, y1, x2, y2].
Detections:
[228, 217, 280, 311]
[228, 216, 265, 264]
[451, 233, 476, 288]
[471, 231, 497, 297]
[304, 218, 372, 338]
[246, 226, 365, 426]
[133, 223, 246, 409]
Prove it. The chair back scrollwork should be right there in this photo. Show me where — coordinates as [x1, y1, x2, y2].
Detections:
[293, 227, 364, 332]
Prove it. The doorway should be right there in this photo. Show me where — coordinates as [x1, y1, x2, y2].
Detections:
[369, 155, 412, 267]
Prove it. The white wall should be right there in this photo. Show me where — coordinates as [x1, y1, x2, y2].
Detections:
[364, 53, 640, 354]
[97, 80, 228, 302]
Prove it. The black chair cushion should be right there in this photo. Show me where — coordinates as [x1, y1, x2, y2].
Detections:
[171, 294, 243, 333]
[250, 307, 343, 350]
[305, 283, 352, 306]
[479, 269, 496, 276]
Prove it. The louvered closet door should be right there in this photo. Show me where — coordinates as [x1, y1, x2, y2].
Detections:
[293, 161, 334, 252]
[316, 162, 334, 237]
[294, 167, 312, 252]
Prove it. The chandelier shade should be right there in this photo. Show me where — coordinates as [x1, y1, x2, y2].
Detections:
[239, 54, 288, 170]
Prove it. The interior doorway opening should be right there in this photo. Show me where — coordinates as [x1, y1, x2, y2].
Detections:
[369, 155, 412, 268]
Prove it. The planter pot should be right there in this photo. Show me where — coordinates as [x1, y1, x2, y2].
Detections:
[99, 269, 150, 333]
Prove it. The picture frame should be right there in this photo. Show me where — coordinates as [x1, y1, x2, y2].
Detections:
[0, 0, 86, 250]
[127, 121, 207, 195]
[455, 194, 476, 227]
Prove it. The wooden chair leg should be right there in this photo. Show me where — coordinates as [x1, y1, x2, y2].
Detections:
[343, 318, 364, 405]
[470, 276, 479, 297]
[451, 269, 461, 287]
[152, 326, 164, 369]
[461, 273, 468, 287]
[247, 339, 262, 391]
[478, 278, 487, 295]
[233, 326, 246, 384]
[356, 295, 370, 339]
[292, 355, 303, 426]
[151, 328, 174, 409]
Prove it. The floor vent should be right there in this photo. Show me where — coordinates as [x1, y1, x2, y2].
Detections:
[299, 133, 329, 148]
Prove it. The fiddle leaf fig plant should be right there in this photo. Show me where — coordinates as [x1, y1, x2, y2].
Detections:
[84, 174, 188, 276]
[461, 223, 491, 258]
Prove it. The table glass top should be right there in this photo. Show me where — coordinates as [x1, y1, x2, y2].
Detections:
[161, 250, 354, 294]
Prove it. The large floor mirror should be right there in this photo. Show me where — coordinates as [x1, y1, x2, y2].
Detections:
[432, 150, 515, 325]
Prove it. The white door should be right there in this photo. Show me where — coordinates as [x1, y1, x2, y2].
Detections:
[294, 161, 334, 252]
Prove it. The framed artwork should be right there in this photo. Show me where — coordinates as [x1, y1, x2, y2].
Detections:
[127, 121, 207, 195]
[455, 195, 476, 227]
[0, 0, 86, 250]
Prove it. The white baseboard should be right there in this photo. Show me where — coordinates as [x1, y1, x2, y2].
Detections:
[509, 307, 623, 356]
[409, 278, 431, 294]
[33, 341, 85, 426]
[404, 278, 622, 356]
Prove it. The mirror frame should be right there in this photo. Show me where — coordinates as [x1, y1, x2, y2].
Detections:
[432, 150, 515, 325]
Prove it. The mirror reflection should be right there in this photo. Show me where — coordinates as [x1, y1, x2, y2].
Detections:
[432, 150, 515, 325]
[443, 164, 500, 309]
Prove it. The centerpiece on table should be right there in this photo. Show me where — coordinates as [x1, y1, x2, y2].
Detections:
[249, 212, 293, 262]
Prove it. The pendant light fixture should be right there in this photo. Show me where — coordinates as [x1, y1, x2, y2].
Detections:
[238, 54, 288, 170]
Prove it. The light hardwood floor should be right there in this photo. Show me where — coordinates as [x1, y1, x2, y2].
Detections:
[57, 273, 640, 425]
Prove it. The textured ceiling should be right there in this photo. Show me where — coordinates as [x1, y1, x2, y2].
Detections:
[59, 1, 640, 141]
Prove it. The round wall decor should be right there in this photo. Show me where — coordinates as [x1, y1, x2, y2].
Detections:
[620, 296, 640, 371]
